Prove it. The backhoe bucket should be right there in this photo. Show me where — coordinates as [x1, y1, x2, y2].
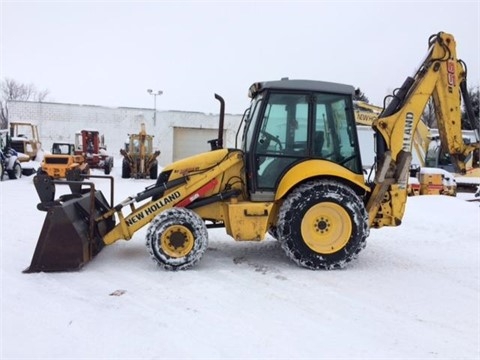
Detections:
[24, 176, 115, 273]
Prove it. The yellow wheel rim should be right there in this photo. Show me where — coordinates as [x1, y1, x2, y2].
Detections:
[301, 202, 352, 254]
[160, 225, 194, 258]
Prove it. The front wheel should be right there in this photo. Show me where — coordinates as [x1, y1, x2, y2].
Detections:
[121, 160, 131, 178]
[146, 208, 208, 270]
[22, 167, 36, 176]
[104, 158, 113, 175]
[277, 180, 369, 270]
[36, 167, 47, 176]
[7, 161, 22, 179]
[149, 162, 158, 180]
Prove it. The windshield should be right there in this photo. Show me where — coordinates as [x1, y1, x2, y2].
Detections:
[242, 93, 264, 152]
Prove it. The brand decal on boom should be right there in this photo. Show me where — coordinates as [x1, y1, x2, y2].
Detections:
[447, 60, 456, 86]
[126, 191, 182, 227]
[355, 111, 377, 123]
[402, 112, 414, 151]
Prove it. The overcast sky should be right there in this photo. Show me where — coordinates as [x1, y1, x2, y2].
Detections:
[1, 1, 479, 114]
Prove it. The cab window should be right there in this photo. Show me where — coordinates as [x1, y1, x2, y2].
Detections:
[250, 90, 361, 194]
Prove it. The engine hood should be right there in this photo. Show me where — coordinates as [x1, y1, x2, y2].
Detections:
[162, 148, 231, 180]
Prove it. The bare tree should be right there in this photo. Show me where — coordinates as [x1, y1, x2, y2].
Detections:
[462, 85, 479, 131]
[353, 88, 369, 103]
[0, 78, 50, 128]
[36, 89, 50, 102]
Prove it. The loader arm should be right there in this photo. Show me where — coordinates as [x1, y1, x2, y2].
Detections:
[101, 149, 243, 245]
[367, 32, 478, 228]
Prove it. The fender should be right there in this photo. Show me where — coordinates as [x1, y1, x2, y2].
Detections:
[275, 159, 369, 200]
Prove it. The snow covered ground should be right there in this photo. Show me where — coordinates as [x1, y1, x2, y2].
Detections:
[1, 162, 479, 359]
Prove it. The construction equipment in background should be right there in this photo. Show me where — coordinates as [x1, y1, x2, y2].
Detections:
[354, 100, 435, 166]
[38, 143, 90, 179]
[9, 121, 42, 175]
[0, 129, 22, 180]
[74, 129, 113, 175]
[353, 101, 384, 126]
[120, 123, 160, 179]
[354, 99, 479, 193]
[9, 121, 41, 161]
[354, 101, 458, 196]
[24, 32, 479, 274]
[423, 131, 479, 190]
[407, 165, 457, 196]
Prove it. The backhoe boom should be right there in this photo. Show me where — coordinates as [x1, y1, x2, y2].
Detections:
[368, 32, 478, 228]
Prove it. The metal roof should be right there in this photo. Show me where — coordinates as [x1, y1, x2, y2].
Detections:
[249, 78, 355, 98]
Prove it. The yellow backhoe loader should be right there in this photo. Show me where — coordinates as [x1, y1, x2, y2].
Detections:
[24, 32, 479, 273]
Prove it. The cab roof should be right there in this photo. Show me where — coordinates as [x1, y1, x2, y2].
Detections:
[248, 79, 355, 99]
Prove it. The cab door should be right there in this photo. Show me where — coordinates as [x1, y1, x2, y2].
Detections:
[245, 90, 363, 202]
[248, 92, 310, 200]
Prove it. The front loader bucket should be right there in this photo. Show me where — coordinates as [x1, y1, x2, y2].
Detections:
[24, 176, 115, 273]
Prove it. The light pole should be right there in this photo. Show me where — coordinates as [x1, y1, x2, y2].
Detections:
[147, 89, 163, 126]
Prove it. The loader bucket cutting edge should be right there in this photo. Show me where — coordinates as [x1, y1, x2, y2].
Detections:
[23, 190, 115, 273]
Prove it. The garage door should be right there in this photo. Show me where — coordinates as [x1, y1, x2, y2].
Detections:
[173, 127, 226, 162]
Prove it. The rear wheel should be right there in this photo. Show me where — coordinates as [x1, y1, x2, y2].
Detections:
[146, 208, 208, 270]
[277, 180, 369, 270]
[267, 226, 278, 240]
[150, 162, 158, 180]
[104, 158, 112, 175]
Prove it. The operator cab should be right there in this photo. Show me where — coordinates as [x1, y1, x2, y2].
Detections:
[242, 79, 363, 201]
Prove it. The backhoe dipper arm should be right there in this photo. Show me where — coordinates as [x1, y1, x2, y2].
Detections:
[367, 32, 477, 228]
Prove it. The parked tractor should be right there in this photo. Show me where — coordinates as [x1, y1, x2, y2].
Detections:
[9, 121, 42, 175]
[38, 143, 89, 179]
[121, 123, 160, 179]
[75, 130, 113, 175]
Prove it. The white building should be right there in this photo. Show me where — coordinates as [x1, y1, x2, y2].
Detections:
[7, 100, 243, 167]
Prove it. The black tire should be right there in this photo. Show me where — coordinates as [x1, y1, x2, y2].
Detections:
[104, 159, 111, 175]
[103, 157, 113, 175]
[150, 162, 158, 180]
[82, 164, 91, 177]
[7, 162, 22, 180]
[277, 180, 369, 270]
[146, 208, 208, 270]
[0, 164, 4, 181]
[122, 160, 131, 178]
[267, 226, 278, 240]
[22, 167, 36, 176]
[36, 167, 47, 176]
